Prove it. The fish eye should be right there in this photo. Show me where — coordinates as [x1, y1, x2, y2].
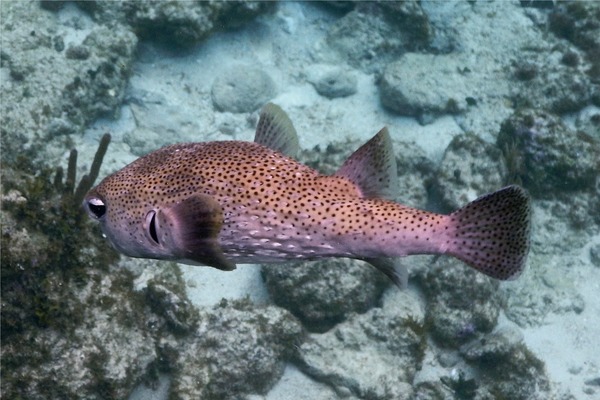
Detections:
[145, 210, 159, 246]
[86, 197, 106, 219]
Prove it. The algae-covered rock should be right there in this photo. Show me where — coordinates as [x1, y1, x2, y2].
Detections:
[0, 153, 160, 398]
[497, 109, 600, 198]
[0, 257, 202, 400]
[379, 53, 475, 123]
[1, 266, 157, 400]
[262, 258, 388, 332]
[460, 327, 551, 400]
[0, 1, 137, 165]
[298, 289, 425, 400]
[144, 272, 200, 336]
[64, 25, 137, 124]
[325, 1, 430, 74]
[0, 136, 200, 400]
[79, 0, 275, 48]
[416, 257, 502, 349]
[509, 3, 600, 114]
[547, 1, 600, 85]
[0, 202, 51, 281]
[170, 300, 304, 400]
[433, 133, 508, 212]
[509, 47, 598, 115]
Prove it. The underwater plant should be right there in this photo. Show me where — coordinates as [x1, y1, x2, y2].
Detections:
[1, 134, 203, 399]
[1, 133, 117, 335]
[50, 133, 112, 212]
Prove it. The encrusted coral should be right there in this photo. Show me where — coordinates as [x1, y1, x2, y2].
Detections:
[497, 110, 600, 198]
[0, 135, 151, 398]
[2, 133, 113, 279]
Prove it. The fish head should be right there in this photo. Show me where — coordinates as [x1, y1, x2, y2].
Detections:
[83, 176, 177, 261]
[82, 145, 235, 271]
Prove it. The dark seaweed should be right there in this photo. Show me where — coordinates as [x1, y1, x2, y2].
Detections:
[1, 133, 118, 337]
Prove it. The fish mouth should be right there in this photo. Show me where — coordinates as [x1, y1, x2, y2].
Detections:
[83, 195, 107, 220]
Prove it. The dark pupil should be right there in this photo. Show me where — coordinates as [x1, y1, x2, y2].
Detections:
[88, 202, 106, 219]
[149, 213, 159, 244]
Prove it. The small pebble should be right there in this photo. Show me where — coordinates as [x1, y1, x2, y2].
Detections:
[65, 45, 90, 60]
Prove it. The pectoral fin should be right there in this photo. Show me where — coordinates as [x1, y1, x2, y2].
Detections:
[157, 194, 236, 271]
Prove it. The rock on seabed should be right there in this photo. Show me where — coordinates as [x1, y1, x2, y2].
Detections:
[211, 66, 277, 113]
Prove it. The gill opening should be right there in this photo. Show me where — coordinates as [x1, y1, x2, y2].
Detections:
[145, 210, 159, 246]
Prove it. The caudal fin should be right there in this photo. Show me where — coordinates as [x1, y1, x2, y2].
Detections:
[445, 185, 531, 280]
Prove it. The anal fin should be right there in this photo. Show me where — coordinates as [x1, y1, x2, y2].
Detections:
[364, 257, 408, 289]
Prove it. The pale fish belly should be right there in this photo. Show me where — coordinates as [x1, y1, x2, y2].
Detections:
[218, 208, 352, 264]
[216, 198, 448, 264]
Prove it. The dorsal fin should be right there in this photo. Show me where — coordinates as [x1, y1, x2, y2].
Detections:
[254, 103, 299, 158]
[334, 127, 398, 200]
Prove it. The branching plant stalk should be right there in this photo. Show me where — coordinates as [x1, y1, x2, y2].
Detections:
[75, 133, 111, 204]
[57, 133, 111, 209]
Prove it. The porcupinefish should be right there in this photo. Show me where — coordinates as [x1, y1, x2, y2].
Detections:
[84, 103, 531, 287]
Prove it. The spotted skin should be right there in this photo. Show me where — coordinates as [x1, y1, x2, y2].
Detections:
[445, 185, 531, 280]
[85, 139, 530, 280]
[84, 105, 531, 282]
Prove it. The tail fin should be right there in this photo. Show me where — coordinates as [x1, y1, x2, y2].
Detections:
[446, 185, 531, 280]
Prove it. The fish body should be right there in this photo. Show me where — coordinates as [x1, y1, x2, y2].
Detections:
[84, 104, 531, 285]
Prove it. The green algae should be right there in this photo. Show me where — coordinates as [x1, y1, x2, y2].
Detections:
[1, 135, 116, 333]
